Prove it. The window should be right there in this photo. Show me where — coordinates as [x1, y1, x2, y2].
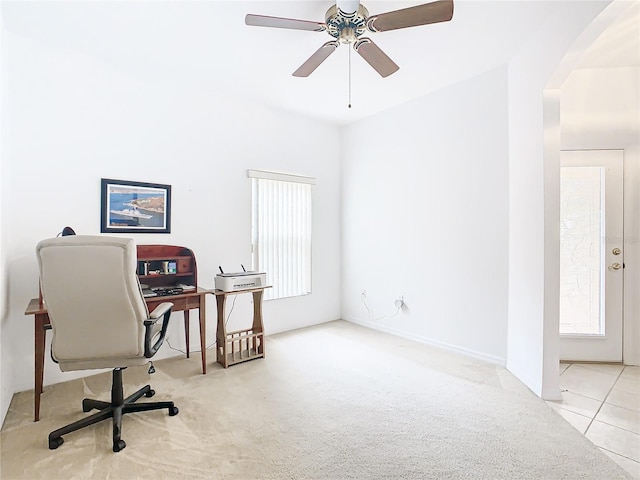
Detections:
[249, 170, 314, 300]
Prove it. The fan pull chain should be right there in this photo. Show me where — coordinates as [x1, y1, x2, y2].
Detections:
[348, 47, 352, 109]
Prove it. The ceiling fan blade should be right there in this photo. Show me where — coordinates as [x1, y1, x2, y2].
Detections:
[293, 41, 339, 77]
[245, 14, 326, 32]
[366, 0, 454, 32]
[353, 38, 399, 77]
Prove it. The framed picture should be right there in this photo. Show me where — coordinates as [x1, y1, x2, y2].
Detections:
[101, 178, 171, 234]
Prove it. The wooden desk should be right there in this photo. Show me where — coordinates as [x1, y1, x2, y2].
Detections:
[24, 287, 211, 422]
[214, 286, 269, 368]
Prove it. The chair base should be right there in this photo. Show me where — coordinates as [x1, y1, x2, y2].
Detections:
[48, 368, 178, 452]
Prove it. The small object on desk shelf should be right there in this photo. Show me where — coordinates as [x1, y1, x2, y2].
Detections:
[142, 289, 157, 298]
[175, 283, 196, 291]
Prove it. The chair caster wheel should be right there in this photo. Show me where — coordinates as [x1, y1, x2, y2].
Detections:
[145, 389, 155, 398]
[113, 440, 126, 452]
[169, 406, 179, 416]
[49, 437, 64, 450]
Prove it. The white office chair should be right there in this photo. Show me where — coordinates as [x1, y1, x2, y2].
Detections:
[36, 235, 179, 452]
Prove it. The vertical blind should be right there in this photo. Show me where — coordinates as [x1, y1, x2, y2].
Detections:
[248, 170, 314, 300]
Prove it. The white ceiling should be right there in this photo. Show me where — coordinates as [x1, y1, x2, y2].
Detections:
[4, 0, 638, 125]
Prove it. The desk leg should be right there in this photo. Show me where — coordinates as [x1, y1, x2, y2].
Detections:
[252, 290, 265, 357]
[199, 296, 207, 374]
[216, 295, 227, 368]
[183, 310, 190, 359]
[251, 290, 264, 331]
[34, 314, 47, 422]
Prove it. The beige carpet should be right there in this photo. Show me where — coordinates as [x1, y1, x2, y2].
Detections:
[0, 321, 632, 479]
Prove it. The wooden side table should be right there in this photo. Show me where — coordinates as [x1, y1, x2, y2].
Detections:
[214, 286, 270, 368]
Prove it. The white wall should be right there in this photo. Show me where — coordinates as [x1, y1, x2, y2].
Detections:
[339, 0, 613, 399]
[1, 20, 341, 424]
[507, 1, 610, 398]
[341, 66, 510, 365]
[561, 66, 640, 365]
[0, 3, 10, 430]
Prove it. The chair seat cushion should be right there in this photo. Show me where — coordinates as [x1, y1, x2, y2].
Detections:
[58, 356, 149, 372]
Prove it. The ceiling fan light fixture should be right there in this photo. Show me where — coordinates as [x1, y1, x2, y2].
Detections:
[339, 27, 357, 44]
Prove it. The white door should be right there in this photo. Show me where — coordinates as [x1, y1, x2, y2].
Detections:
[559, 149, 624, 362]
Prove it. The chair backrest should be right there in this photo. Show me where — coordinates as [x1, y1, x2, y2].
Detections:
[36, 235, 150, 371]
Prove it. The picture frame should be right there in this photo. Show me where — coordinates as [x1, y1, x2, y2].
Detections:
[100, 178, 171, 234]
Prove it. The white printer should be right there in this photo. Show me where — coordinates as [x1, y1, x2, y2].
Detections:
[215, 271, 267, 292]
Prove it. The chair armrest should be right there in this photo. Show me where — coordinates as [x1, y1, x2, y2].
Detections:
[149, 302, 173, 320]
[143, 302, 173, 358]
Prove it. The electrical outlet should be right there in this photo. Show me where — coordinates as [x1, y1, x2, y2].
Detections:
[394, 296, 405, 309]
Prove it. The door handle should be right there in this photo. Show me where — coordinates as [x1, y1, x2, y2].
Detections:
[608, 263, 622, 271]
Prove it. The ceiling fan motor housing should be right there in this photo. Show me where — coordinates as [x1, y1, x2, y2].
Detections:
[325, 5, 369, 44]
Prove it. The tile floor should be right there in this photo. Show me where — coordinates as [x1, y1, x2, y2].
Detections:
[546, 363, 639, 478]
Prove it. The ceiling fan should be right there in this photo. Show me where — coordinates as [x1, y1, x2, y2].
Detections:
[245, 0, 454, 78]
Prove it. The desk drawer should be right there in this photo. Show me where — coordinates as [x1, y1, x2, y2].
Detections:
[146, 297, 187, 312]
[186, 296, 201, 309]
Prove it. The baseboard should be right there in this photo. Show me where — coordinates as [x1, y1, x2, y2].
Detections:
[343, 316, 507, 367]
